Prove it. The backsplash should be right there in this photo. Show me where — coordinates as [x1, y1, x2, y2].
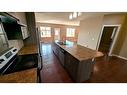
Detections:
[8, 40, 24, 51]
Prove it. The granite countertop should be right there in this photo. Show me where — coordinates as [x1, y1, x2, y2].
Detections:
[0, 68, 37, 83]
[55, 40, 103, 61]
[18, 45, 38, 55]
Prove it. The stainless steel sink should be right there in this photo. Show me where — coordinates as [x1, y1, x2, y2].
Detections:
[57, 41, 67, 45]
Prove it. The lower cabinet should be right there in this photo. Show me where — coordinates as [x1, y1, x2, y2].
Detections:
[65, 53, 78, 81]
[52, 43, 57, 55]
[58, 48, 65, 66]
[52, 43, 65, 66]
[65, 53, 94, 82]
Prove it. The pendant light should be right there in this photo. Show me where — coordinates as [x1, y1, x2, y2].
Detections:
[73, 12, 77, 18]
[69, 12, 82, 20]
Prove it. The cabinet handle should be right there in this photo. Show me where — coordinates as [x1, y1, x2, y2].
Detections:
[61, 50, 65, 53]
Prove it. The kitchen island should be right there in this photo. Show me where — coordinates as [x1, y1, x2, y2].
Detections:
[52, 40, 103, 82]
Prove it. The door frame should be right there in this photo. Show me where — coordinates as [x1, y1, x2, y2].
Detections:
[54, 28, 60, 41]
[96, 24, 121, 56]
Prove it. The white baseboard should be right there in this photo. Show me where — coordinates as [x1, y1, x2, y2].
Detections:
[111, 54, 127, 61]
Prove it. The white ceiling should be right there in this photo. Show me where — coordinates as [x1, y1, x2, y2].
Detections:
[35, 12, 116, 26]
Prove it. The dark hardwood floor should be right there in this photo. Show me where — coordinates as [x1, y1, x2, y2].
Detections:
[40, 44, 72, 83]
[40, 44, 127, 83]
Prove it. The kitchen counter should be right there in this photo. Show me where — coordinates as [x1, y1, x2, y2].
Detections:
[18, 45, 38, 55]
[55, 40, 103, 61]
[53, 40, 103, 82]
[18, 45, 42, 83]
[0, 68, 37, 83]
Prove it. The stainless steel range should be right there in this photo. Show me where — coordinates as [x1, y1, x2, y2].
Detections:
[0, 47, 38, 75]
[0, 47, 18, 74]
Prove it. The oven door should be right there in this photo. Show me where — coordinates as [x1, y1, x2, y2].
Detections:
[0, 54, 18, 74]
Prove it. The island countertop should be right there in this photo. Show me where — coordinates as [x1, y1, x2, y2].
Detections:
[0, 68, 37, 83]
[54, 40, 103, 61]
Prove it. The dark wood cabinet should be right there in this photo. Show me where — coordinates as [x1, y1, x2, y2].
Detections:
[58, 48, 65, 66]
[52, 43, 58, 56]
[52, 43, 65, 66]
[65, 53, 78, 81]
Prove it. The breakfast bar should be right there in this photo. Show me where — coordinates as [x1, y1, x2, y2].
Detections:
[52, 40, 103, 82]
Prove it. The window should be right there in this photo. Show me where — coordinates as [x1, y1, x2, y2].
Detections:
[40, 26, 51, 37]
[66, 28, 75, 37]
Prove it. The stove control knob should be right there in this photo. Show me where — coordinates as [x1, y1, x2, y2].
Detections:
[13, 49, 17, 52]
[0, 59, 5, 64]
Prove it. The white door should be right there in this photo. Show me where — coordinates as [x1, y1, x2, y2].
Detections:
[54, 28, 60, 40]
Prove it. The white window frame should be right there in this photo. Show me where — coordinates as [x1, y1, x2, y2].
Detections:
[40, 26, 51, 37]
[66, 28, 75, 37]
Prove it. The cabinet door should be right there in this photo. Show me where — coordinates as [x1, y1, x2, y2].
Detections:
[65, 53, 79, 81]
[58, 48, 65, 66]
[52, 43, 59, 56]
[65, 53, 71, 71]
[55, 47, 59, 57]
[52, 43, 56, 53]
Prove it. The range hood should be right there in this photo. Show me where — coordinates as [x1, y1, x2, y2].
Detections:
[17, 21, 27, 27]
[0, 12, 26, 27]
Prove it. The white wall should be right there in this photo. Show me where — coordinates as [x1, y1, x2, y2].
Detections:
[78, 14, 126, 52]
[119, 32, 127, 57]
[77, 15, 104, 50]
[103, 14, 125, 25]
[112, 15, 127, 58]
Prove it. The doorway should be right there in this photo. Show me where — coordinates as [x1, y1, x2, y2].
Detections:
[97, 25, 120, 56]
[54, 28, 60, 41]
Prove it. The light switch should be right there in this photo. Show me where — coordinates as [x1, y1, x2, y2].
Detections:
[92, 38, 94, 40]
